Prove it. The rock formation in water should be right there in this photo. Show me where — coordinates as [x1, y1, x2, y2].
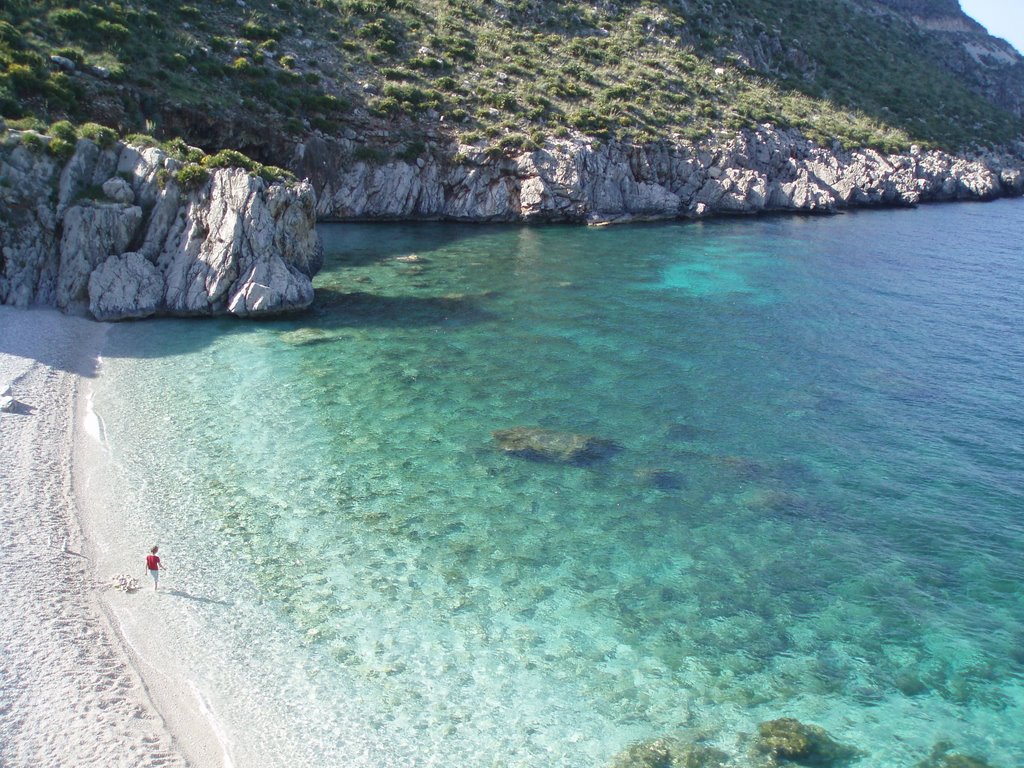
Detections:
[755, 718, 860, 766]
[0, 131, 323, 321]
[298, 126, 1024, 225]
[492, 427, 621, 464]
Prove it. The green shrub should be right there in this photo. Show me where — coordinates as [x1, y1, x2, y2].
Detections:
[279, 54, 296, 69]
[54, 47, 85, 66]
[45, 72, 79, 110]
[167, 53, 188, 70]
[96, 21, 130, 42]
[19, 132, 44, 152]
[382, 83, 441, 111]
[162, 137, 205, 163]
[175, 163, 209, 191]
[49, 9, 93, 35]
[47, 136, 76, 160]
[0, 21, 23, 47]
[201, 148, 261, 173]
[6, 63, 45, 97]
[49, 120, 77, 143]
[242, 19, 278, 41]
[125, 133, 159, 148]
[258, 165, 294, 183]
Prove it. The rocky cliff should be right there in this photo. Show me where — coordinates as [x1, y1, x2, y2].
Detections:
[299, 127, 1024, 225]
[0, 130, 323, 321]
[3, 123, 1022, 321]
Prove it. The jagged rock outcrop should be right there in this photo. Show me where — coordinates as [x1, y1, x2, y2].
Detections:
[1, 133, 323, 320]
[4, 124, 1021, 322]
[301, 127, 1023, 225]
[88, 252, 164, 321]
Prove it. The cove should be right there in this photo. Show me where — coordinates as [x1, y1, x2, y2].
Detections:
[87, 200, 1024, 767]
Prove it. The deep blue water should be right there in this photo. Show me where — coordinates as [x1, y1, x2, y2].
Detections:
[92, 200, 1023, 767]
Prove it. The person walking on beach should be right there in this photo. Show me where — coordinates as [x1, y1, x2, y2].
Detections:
[146, 545, 163, 591]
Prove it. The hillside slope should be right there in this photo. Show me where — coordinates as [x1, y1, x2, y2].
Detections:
[2, 0, 1023, 162]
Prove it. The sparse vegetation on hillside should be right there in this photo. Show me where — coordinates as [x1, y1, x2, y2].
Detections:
[1, 0, 1021, 159]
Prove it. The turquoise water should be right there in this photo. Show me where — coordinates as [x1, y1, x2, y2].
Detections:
[92, 200, 1023, 767]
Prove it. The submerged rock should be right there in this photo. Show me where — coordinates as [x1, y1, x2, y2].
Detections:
[279, 327, 333, 346]
[916, 742, 995, 768]
[607, 737, 730, 768]
[492, 427, 620, 464]
[636, 468, 687, 490]
[755, 718, 859, 766]
[665, 422, 710, 442]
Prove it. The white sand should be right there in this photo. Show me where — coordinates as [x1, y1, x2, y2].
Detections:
[0, 307, 223, 768]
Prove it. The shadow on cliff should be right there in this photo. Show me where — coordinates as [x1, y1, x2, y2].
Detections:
[309, 288, 497, 328]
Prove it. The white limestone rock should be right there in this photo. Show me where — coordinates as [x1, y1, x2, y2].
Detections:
[158, 168, 322, 316]
[101, 177, 136, 204]
[56, 139, 120, 217]
[88, 252, 165, 321]
[57, 202, 144, 310]
[0, 142, 63, 307]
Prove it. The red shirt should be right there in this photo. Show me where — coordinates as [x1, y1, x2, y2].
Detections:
[146, 554, 160, 570]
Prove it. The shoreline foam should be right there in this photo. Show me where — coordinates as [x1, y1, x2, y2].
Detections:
[0, 306, 214, 767]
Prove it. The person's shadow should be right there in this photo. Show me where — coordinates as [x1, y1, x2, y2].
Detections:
[166, 589, 232, 607]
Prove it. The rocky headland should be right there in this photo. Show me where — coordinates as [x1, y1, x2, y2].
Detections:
[0, 128, 322, 321]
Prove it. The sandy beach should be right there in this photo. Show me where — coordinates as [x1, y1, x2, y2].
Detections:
[0, 306, 216, 768]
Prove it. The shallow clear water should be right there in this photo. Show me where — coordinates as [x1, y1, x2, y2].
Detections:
[91, 200, 1024, 767]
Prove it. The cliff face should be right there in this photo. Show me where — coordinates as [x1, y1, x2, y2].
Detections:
[0, 133, 323, 320]
[3, 124, 1022, 320]
[299, 128, 1024, 225]
[859, 0, 1024, 118]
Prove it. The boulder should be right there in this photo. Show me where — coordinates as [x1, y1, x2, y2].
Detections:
[101, 176, 136, 204]
[492, 427, 620, 464]
[57, 202, 144, 310]
[1000, 168, 1023, 195]
[606, 737, 730, 768]
[756, 718, 858, 766]
[49, 54, 76, 71]
[916, 741, 995, 768]
[88, 252, 164, 321]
